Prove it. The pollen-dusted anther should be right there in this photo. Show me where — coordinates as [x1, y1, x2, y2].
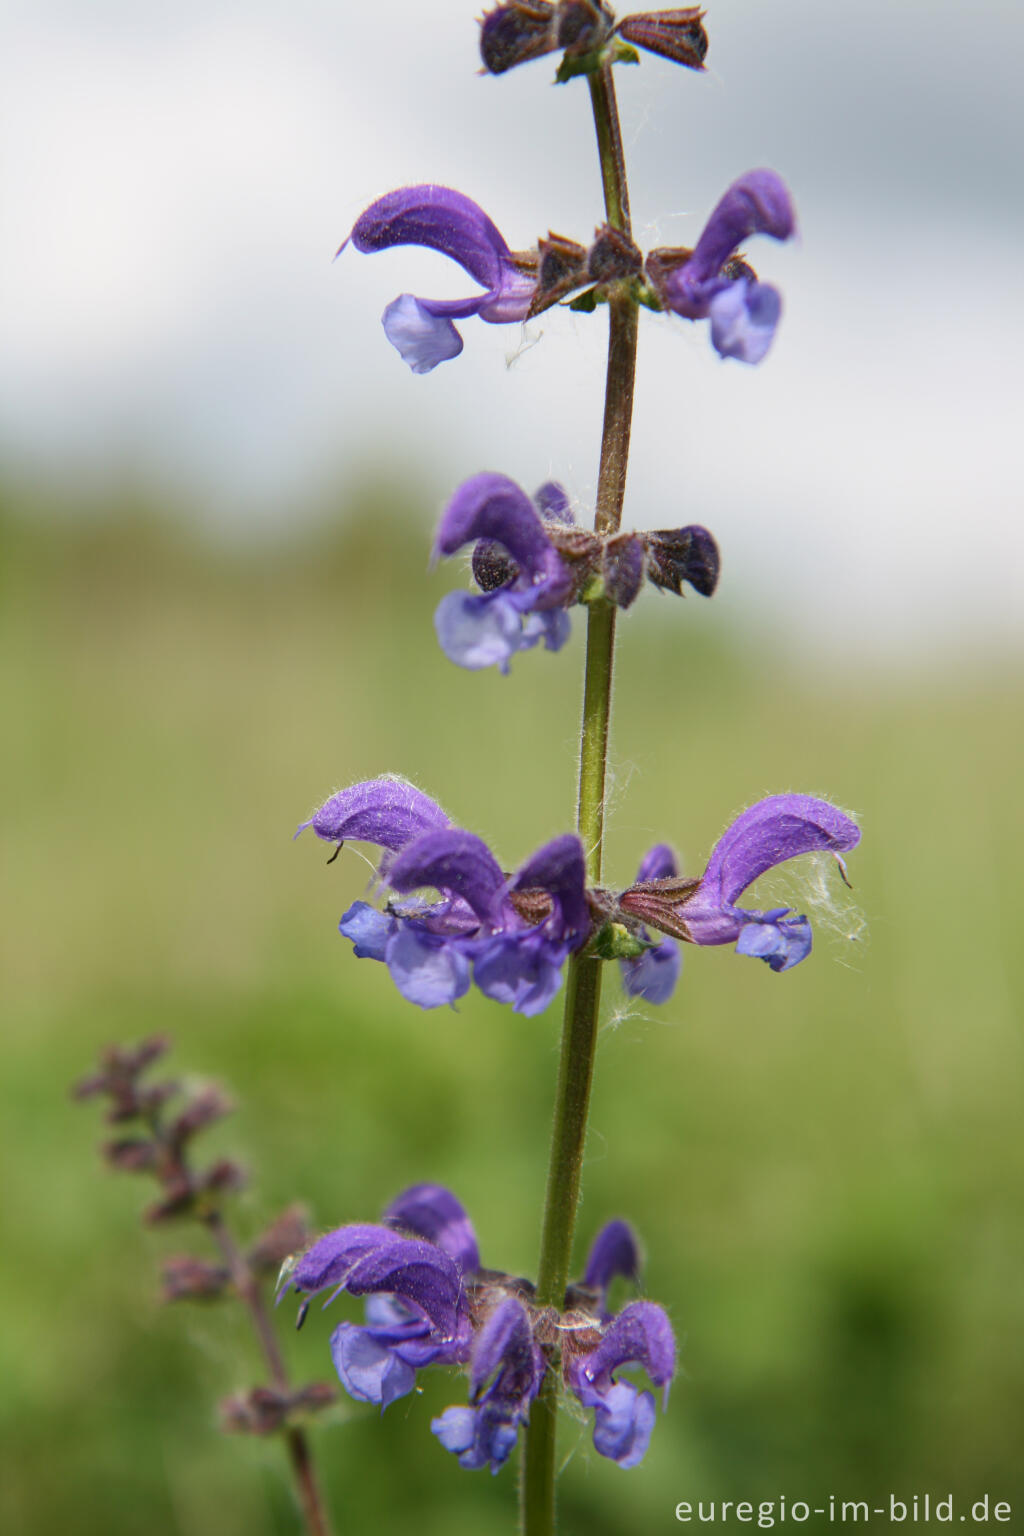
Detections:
[617, 7, 709, 71]
[472, 538, 519, 592]
[587, 224, 644, 286]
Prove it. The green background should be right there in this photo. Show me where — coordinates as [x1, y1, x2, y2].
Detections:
[2, 479, 1021, 1533]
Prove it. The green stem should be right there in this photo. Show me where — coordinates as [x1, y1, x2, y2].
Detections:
[520, 60, 638, 1536]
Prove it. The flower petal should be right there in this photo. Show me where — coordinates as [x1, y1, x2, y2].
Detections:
[387, 829, 507, 926]
[583, 1219, 641, 1299]
[709, 278, 782, 364]
[472, 930, 565, 1017]
[330, 1322, 417, 1409]
[384, 924, 472, 1009]
[620, 939, 681, 1004]
[338, 901, 396, 961]
[576, 1300, 676, 1393]
[590, 1381, 657, 1468]
[297, 776, 449, 851]
[383, 1184, 481, 1275]
[435, 473, 571, 601]
[349, 185, 512, 294]
[513, 833, 590, 946]
[700, 795, 860, 911]
[434, 590, 526, 673]
[682, 169, 795, 294]
[382, 294, 464, 373]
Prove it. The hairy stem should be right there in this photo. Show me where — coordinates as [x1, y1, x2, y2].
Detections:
[207, 1213, 333, 1536]
[520, 60, 638, 1536]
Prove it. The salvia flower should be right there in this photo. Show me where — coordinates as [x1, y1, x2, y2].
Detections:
[298, 777, 591, 1015]
[344, 186, 538, 373]
[434, 471, 720, 672]
[620, 794, 861, 972]
[282, 1183, 676, 1473]
[647, 169, 796, 363]
[619, 844, 682, 1004]
[434, 473, 575, 671]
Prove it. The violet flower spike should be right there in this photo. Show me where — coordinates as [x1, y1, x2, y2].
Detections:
[433, 472, 575, 673]
[344, 186, 536, 373]
[290, 1186, 675, 1473]
[655, 169, 796, 364]
[620, 794, 861, 972]
[619, 843, 683, 1005]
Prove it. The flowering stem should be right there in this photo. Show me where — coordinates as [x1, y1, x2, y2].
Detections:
[206, 1211, 333, 1536]
[521, 61, 637, 1536]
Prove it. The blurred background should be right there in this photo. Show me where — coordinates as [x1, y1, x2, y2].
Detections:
[2, 1, 1022, 1532]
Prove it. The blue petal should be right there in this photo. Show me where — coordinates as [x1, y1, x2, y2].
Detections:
[339, 901, 397, 961]
[382, 294, 464, 373]
[473, 932, 565, 1017]
[431, 1405, 519, 1473]
[384, 924, 471, 1008]
[708, 279, 781, 365]
[521, 607, 571, 653]
[434, 589, 525, 673]
[591, 1381, 656, 1468]
[620, 939, 681, 1005]
[330, 1323, 417, 1409]
[735, 915, 812, 971]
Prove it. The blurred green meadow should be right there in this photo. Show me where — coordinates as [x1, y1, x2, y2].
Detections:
[2, 478, 1022, 1535]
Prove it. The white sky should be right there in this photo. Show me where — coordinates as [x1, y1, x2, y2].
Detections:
[1, 0, 1022, 659]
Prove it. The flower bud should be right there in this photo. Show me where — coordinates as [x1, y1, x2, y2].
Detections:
[479, 3, 558, 74]
[617, 8, 709, 70]
[160, 1254, 231, 1302]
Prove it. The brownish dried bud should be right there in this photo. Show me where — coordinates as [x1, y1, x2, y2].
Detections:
[479, 3, 558, 74]
[221, 1383, 337, 1435]
[618, 8, 708, 70]
[145, 1175, 196, 1224]
[529, 233, 590, 316]
[167, 1086, 233, 1148]
[103, 1137, 160, 1174]
[247, 1205, 311, 1275]
[160, 1254, 231, 1302]
[201, 1158, 248, 1196]
[618, 875, 702, 941]
[587, 224, 643, 286]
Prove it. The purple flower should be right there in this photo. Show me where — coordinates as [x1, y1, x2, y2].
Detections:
[433, 472, 575, 673]
[650, 170, 796, 364]
[344, 186, 536, 373]
[287, 1184, 676, 1473]
[619, 844, 682, 1005]
[300, 778, 591, 1015]
[565, 1300, 676, 1469]
[282, 1186, 476, 1412]
[432, 1296, 545, 1473]
[620, 794, 860, 972]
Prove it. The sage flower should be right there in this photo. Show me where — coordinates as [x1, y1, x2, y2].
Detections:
[344, 185, 536, 373]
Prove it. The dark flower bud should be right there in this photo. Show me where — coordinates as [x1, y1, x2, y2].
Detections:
[617, 8, 709, 70]
[472, 538, 519, 592]
[202, 1158, 247, 1196]
[587, 225, 643, 286]
[556, 0, 614, 51]
[103, 1137, 160, 1174]
[160, 1254, 231, 1302]
[247, 1205, 312, 1275]
[480, 3, 558, 74]
[145, 1175, 196, 1224]
[221, 1383, 337, 1435]
[645, 525, 720, 597]
[167, 1087, 233, 1148]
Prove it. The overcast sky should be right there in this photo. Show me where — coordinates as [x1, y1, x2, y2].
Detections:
[1, 0, 1022, 659]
